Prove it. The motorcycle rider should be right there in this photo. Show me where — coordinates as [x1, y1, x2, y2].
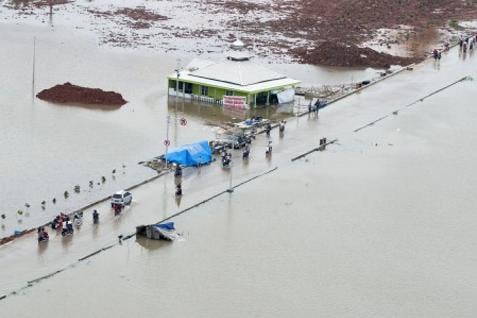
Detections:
[265, 123, 272, 137]
[266, 140, 273, 155]
[222, 151, 231, 167]
[174, 164, 182, 177]
[175, 183, 183, 196]
[37, 226, 49, 242]
[242, 144, 250, 159]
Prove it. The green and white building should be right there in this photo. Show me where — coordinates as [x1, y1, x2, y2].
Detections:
[167, 40, 301, 108]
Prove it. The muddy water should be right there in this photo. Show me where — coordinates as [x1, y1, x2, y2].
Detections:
[0, 23, 378, 234]
[2, 72, 477, 317]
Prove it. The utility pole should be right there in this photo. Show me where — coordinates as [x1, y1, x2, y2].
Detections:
[31, 36, 36, 102]
[165, 115, 171, 168]
[227, 162, 234, 193]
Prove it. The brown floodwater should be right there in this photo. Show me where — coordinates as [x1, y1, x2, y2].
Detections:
[0, 23, 379, 234]
[1, 34, 477, 317]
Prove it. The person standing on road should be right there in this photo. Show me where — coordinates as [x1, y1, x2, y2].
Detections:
[93, 210, 99, 224]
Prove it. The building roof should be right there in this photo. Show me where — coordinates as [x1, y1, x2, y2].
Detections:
[169, 58, 300, 94]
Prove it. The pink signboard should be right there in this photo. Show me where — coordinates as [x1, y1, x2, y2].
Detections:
[223, 95, 247, 110]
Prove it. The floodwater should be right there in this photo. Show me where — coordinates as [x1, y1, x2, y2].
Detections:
[0, 23, 379, 233]
[1, 38, 477, 316]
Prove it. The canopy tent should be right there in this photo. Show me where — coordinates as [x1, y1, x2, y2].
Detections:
[164, 140, 212, 167]
[136, 222, 178, 241]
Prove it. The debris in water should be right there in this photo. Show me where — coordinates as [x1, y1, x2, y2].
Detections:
[64, 191, 69, 199]
[25, 203, 30, 208]
[101, 176, 106, 183]
[52, 198, 56, 204]
[74, 185, 81, 193]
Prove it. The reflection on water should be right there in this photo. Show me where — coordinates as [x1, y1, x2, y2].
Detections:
[167, 98, 297, 124]
[135, 236, 170, 251]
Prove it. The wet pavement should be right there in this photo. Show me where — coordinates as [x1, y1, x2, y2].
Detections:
[0, 40, 476, 317]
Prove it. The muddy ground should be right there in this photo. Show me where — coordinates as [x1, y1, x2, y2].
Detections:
[3, 0, 477, 66]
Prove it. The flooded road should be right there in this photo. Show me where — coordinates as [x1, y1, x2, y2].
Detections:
[0, 23, 378, 233]
[1, 40, 477, 316]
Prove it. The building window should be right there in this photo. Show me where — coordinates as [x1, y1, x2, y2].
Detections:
[200, 86, 208, 96]
[225, 90, 234, 96]
[185, 83, 193, 94]
[178, 81, 184, 91]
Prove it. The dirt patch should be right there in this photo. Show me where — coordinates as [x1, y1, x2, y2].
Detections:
[7, 0, 72, 9]
[228, 0, 477, 66]
[115, 7, 168, 21]
[36, 82, 127, 108]
[294, 41, 420, 68]
[87, 7, 168, 30]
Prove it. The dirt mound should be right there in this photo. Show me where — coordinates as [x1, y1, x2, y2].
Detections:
[294, 41, 420, 68]
[36, 82, 127, 107]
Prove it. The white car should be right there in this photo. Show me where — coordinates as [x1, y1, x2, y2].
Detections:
[111, 190, 132, 207]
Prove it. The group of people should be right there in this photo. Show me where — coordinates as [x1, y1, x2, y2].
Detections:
[39, 210, 100, 242]
[432, 48, 442, 60]
[308, 99, 324, 114]
[51, 213, 71, 231]
[459, 34, 477, 52]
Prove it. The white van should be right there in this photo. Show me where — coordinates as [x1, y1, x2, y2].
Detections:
[111, 190, 132, 207]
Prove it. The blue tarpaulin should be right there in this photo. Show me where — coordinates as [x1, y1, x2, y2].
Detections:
[164, 140, 212, 167]
[155, 222, 175, 231]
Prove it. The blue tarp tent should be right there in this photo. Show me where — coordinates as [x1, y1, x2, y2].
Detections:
[164, 140, 212, 167]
